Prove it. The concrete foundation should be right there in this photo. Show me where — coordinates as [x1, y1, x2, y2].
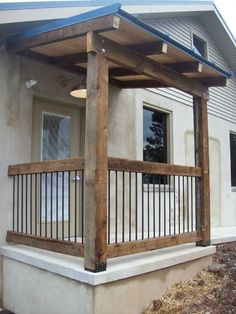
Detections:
[2, 244, 215, 314]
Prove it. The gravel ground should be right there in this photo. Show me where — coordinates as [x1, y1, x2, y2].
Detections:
[144, 242, 236, 314]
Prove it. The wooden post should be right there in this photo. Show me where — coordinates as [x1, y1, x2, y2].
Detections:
[84, 36, 109, 272]
[193, 96, 211, 246]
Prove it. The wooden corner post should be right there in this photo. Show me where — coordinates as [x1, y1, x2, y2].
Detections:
[193, 96, 211, 246]
[84, 32, 109, 272]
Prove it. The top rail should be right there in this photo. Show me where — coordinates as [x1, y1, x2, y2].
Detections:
[108, 157, 202, 177]
[8, 157, 85, 175]
[8, 156, 202, 177]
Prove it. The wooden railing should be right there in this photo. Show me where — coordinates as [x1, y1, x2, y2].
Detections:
[7, 158, 85, 257]
[7, 157, 203, 262]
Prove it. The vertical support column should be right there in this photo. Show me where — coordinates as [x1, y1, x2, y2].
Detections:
[193, 96, 210, 246]
[84, 33, 109, 272]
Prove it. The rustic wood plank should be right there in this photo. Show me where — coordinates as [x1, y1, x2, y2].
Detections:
[84, 38, 108, 272]
[8, 15, 120, 53]
[87, 32, 209, 99]
[166, 61, 202, 73]
[129, 41, 168, 55]
[198, 76, 228, 87]
[6, 231, 84, 257]
[108, 157, 202, 177]
[107, 232, 202, 258]
[8, 157, 85, 175]
[193, 96, 211, 246]
[114, 79, 168, 89]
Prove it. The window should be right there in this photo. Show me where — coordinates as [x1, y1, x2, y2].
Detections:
[230, 132, 236, 187]
[192, 34, 207, 58]
[143, 107, 168, 183]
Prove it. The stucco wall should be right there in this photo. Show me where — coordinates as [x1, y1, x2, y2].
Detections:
[0, 51, 236, 304]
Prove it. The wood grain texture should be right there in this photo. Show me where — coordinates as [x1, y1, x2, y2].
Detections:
[87, 32, 209, 99]
[193, 96, 211, 246]
[8, 15, 120, 53]
[8, 157, 85, 175]
[84, 36, 108, 271]
[108, 157, 202, 177]
[107, 232, 202, 258]
[6, 231, 84, 257]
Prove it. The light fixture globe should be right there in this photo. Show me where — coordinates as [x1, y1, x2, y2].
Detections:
[70, 82, 87, 98]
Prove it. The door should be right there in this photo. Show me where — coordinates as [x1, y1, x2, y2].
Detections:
[32, 99, 84, 240]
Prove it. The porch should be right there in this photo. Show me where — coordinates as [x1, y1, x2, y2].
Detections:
[5, 3, 231, 275]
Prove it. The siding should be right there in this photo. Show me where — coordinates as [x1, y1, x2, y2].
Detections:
[144, 16, 236, 124]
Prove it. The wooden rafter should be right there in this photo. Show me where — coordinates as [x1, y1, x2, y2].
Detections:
[8, 15, 120, 53]
[87, 32, 209, 99]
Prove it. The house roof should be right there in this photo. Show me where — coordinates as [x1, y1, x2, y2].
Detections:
[1, 1, 235, 74]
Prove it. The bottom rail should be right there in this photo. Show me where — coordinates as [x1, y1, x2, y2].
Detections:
[107, 231, 202, 258]
[6, 231, 84, 257]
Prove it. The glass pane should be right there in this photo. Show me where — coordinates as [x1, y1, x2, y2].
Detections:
[143, 108, 168, 184]
[230, 133, 236, 186]
[41, 113, 71, 161]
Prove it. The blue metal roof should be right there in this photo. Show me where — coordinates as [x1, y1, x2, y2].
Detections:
[7, 2, 232, 78]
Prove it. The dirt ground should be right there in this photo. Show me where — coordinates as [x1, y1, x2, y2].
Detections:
[144, 242, 236, 314]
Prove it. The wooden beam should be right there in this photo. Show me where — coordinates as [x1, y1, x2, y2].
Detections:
[193, 96, 210, 246]
[107, 232, 202, 258]
[114, 79, 168, 89]
[129, 41, 168, 55]
[6, 231, 84, 257]
[108, 157, 202, 177]
[84, 43, 108, 272]
[51, 41, 167, 67]
[166, 61, 202, 73]
[8, 15, 120, 53]
[198, 76, 228, 87]
[87, 32, 209, 99]
[8, 157, 85, 175]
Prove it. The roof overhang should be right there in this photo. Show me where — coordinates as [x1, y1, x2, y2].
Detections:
[7, 3, 232, 97]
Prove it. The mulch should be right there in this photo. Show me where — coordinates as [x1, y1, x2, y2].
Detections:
[144, 242, 236, 314]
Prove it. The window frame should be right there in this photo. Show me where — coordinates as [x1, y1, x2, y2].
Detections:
[142, 104, 172, 188]
[192, 32, 208, 59]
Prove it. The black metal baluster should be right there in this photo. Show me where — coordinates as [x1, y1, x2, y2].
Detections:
[39, 173, 42, 237]
[30, 174, 33, 235]
[17, 175, 19, 232]
[178, 176, 181, 234]
[191, 176, 194, 232]
[173, 175, 176, 235]
[122, 171, 125, 242]
[108, 170, 110, 244]
[158, 175, 161, 237]
[141, 175, 144, 240]
[56, 172, 59, 240]
[45, 173, 47, 238]
[115, 171, 118, 243]
[25, 174, 28, 234]
[187, 176, 190, 233]
[147, 180, 150, 239]
[62, 172, 64, 240]
[169, 175, 171, 236]
[81, 170, 84, 244]
[74, 170, 77, 243]
[153, 181, 155, 238]
[21, 175, 24, 233]
[183, 176, 185, 233]
[68, 171, 71, 241]
[129, 172, 131, 241]
[35, 174, 38, 236]
[135, 172, 138, 240]
[164, 176, 166, 236]
[13, 176, 15, 231]
[50, 172, 53, 239]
